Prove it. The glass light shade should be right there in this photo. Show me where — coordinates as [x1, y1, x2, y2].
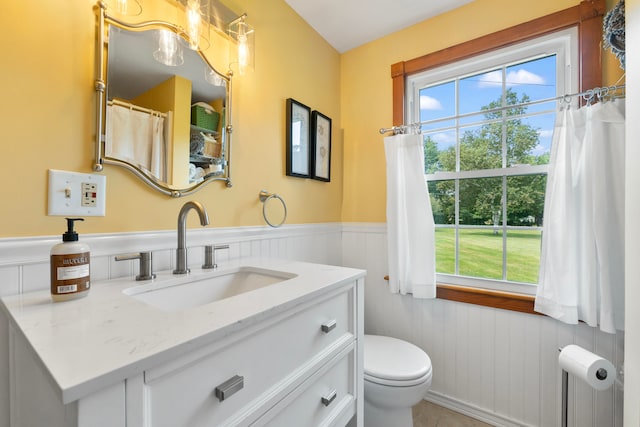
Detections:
[153, 30, 184, 67]
[205, 69, 225, 86]
[107, 0, 142, 16]
[228, 16, 254, 75]
[183, 0, 210, 51]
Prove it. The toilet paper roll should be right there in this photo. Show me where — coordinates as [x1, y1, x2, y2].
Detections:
[559, 345, 616, 391]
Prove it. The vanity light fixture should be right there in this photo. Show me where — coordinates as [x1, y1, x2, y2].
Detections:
[153, 29, 184, 67]
[228, 14, 254, 75]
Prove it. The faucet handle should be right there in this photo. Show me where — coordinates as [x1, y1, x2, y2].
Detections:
[203, 244, 230, 270]
[115, 251, 156, 281]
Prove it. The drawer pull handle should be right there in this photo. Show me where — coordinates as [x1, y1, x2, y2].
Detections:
[321, 319, 337, 333]
[215, 375, 244, 402]
[321, 389, 337, 407]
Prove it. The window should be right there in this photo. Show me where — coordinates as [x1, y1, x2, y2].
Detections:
[406, 29, 578, 295]
[390, 0, 605, 310]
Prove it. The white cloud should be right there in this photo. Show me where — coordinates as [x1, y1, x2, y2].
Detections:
[431, 132, 456, 147]
[476, 69, 545, 88]
[538, 129, 554, 139]
[477, 70, 502, 88]
[506, 69, 545, 86]
[531, 143, 549, 156]
[420, 95, 443, 110]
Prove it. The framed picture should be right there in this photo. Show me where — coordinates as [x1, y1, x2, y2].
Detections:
[311, 111, 331, 182]
[285, 98, 311, 178]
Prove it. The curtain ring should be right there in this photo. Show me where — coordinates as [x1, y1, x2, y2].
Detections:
[583, 90, 595, 105]
[259, 190, 287, 228]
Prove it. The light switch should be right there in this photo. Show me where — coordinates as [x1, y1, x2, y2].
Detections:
[48, 169, 106, 216]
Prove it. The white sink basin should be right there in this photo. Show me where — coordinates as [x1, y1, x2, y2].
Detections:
[123, 266, 297, 311]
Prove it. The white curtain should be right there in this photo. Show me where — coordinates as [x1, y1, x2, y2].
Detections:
[106, 104, 166, 181]
[384, 133, 436, 298]
[149, 112, 166, 181]
[535, 99, 625, 333]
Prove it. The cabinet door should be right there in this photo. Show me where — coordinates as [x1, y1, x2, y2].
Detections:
[142, 285, 355, 427]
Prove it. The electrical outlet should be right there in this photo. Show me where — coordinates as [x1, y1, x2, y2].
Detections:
[82, 182, 98, 207]
[48, 170, 106, 216]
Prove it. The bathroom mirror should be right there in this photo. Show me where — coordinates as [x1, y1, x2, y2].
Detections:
[94, 3, 233, 197]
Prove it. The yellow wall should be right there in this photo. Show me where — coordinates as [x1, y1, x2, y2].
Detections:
[340, 0, 624, 222]
[0, 0, 622, 237]
[0, 0, 342, 237]
[133, 75, 191, 186]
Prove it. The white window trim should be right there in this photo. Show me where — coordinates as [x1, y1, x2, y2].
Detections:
[406, 27, 579, 118]
[406, 27, 579, 295]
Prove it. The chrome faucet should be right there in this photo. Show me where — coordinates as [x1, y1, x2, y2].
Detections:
[174, 201, 210, 275]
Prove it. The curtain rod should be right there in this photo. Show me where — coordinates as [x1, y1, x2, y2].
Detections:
[108, 99, 168, 118]
[379, 84, 625, 135]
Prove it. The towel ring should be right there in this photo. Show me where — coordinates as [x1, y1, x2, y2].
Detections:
[259, 190, 287, 228]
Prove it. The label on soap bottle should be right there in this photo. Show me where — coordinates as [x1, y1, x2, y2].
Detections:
[50, 252, 91, 295]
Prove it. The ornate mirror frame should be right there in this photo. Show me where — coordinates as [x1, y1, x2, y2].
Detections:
[93, 1, 234, 197]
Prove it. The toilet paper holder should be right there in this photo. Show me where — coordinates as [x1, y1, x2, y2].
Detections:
[558, 346, 614, 427]
[560, 350, 569, 427]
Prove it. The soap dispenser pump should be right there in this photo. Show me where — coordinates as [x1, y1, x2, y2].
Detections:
[50, 218, 91, 302]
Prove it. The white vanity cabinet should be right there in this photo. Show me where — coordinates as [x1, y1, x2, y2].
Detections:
[138, 285, 358, 427]
[8, 325, 128, 427]
[3, 261, 365, 427]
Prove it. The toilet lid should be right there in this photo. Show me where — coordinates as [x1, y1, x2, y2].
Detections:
[364, 335, 432, 386]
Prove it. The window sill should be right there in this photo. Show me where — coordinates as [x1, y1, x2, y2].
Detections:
[383, 276, 538, 315]
[436, 284, 537, 314]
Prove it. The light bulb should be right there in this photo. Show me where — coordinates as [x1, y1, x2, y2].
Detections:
[228, 14, 253, 74]
[238, 35, 248, 69]
[237, 21, 250, 74]
[187, 0, 201, 50]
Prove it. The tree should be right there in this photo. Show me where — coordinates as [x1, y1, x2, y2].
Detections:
[424, 137, 440, 174]
[427, 89, 547, 226]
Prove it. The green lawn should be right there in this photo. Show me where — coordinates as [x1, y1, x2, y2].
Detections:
[435, 228, 541, 284]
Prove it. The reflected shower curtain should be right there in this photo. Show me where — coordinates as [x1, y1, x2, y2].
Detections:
[535, 99, 625, 333]
[106, 105, 166, 181]
[384, 133, 436, 298]
[149, 112, 166, 181]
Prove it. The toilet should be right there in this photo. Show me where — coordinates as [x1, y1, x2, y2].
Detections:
[363, 335, 432, 427]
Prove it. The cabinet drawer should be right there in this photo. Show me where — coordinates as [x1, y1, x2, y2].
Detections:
[144, 285, 354, 427]
[255, 346, 356, 427]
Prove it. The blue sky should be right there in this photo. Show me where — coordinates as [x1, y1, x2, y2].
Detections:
[419, 55, 557, 159]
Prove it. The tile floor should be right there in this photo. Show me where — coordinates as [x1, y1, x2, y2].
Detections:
[413, 401, 493, 427]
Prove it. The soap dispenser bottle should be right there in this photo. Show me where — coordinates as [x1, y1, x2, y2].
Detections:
[50, 218, 91, 302]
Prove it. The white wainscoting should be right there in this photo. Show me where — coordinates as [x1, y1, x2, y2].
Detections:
[0, 223, 342, 427]
[342, 223, 624, 427]
[0, 222, 625, 427]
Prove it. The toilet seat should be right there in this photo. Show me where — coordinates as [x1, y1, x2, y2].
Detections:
[364, 335, 432, 387]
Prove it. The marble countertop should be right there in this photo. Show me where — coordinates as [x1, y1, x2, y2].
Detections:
[0, 258, 365, 404]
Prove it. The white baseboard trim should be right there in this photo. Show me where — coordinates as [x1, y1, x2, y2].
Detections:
[424, 391, 533, 427]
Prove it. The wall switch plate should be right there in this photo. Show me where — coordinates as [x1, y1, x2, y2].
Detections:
[48, 169, 107, 216]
